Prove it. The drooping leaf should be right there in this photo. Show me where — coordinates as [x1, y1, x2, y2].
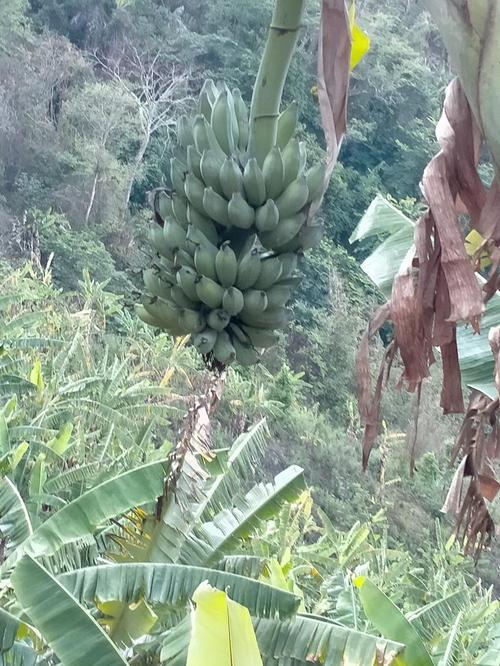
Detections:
[11, 555, 128, 666]
[186, 582, 263, 666]
[0, 608, 20, 652]
[20, 460, 167, 559]
[0, 477, 32, 559]
[0, 641, 37, 665]
[355, 576, 433, 666]
[180, 466, 306, 566]
[254, 613, 404, 665]
[58, 563, 300, 619]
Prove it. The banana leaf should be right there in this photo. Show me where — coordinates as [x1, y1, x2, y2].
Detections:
[350, 194, 499, 399]
[186, 582, 263, 666]
[0, 642, 37, 666]
[349, 194, 415, 298]
[355, 576, 433, 666]
[11, 555, 127, 666]
[254, 612, 404, 665]
[0, 609, 20, 653]
[58, 562, 300, 619]
[179, 465, 306, 566]
[17, 460, 167, 560]
[0, 478, 32, 560]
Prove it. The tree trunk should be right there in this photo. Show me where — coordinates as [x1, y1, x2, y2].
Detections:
[84, 169, 99, 226]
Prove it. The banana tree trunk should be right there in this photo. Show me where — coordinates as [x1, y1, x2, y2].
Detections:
[247, 0, 306, 165]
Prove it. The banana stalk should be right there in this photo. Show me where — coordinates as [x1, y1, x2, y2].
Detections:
[247, 0, 307, 166]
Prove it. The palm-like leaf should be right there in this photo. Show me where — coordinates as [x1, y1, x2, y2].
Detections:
[11, 555, 127, 666]
[179, 466, 306, 566]
[59, 562, 300, 619]
[0, 608, 20, 653]
[0, 478, 32, 560]
[254, 613, 404, 665]
[2, 460, 167, 568]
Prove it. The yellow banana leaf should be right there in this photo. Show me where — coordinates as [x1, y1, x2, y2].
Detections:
[186, 582, 263, 666]
[349, 2, 370, 70]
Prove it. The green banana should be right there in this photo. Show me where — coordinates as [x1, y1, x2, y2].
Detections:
[262, 147, 284, 199]
[185, 224, 218, 255]
[170, 158, 186, 193]
[179, 308, 205, 334]
[305, 162, 326, 202]
[220, 157, 243, 199]
[142, 296, 183, 333]
[211, 89, 236, 155]
[187, 207, 219, 245]
[171, 195, 189, 227]
[265, 284, 292, 308]
[243, 158, 266, 206]
[155, 190, 174, 224]
[197, 81, 214, 121]
[194, 328, 218, 354]
[149, 226, 174, 260]
[259, 213, 306, 249]
[171, 285, 198, 309]
[187, 145, 203, 180]
[241, 325, 279, 349]
[136, 304, 161, 328]
[236, 247, 261, 290]
[281, 138, 301, 187]
[213, 330, 236, 364]
[177, 115, 194, 148]
[242, 289, 268, 316]
[279, 223, 324, 252]
[233, 337, 260, 366]
[254, 256, 282, 289]
[279, 253, 298, 278]
[184, 173, 206, 214]
[173, 249, 195, 270]
[275, 176, 309, 218]
[215, 242, 238, 287]
[143, 269, 172, 300]
[203, 187, 230, 226]
[200, 149, 225, 194]
[163, 218, 187, 250]
[229, 322, 251, 344]
[276, 101, 298, 149]
[207, 308, 231, 331]
[298, 141, 307, 174]
[176, 266, 199, 302]
[232, 88, 249, 152]
[212, 331, 236, 365]
[194, 244, 217, 281]
[192, 114, 211, 153]
[239, 306, 291, 330]
[222, 286, 244, 315]
[196, 275, 224, 309]
[228, 192, 254, 229]
[255, 199, 279, 232]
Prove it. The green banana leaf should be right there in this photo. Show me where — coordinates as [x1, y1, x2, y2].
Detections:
[0, 609, 20, 653]
[350, 194, 499, 399]
[186, 582, 263, 666]
[23, 459, 167, 558]
[0, 642, 37, 666]
[0, 478, 32, 560]
[254, 612, 404, 665]
[179, 465, 306, 566]
[11, 555, 127, 666]
[349, 194, 415, 298]
[355, 576, 433, 666]
[438, 611, 462, 666]
[58, 562, 301, 619]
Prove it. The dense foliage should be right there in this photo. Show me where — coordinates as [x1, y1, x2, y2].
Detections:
[0, 0, 499, 663]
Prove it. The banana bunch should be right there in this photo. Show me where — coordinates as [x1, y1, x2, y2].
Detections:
[137, 80, 326, 367]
